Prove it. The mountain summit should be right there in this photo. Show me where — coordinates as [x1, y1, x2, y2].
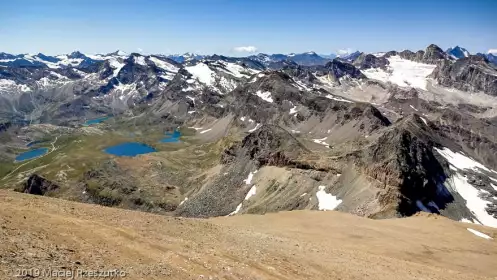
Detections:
[446, 46, 470, 59]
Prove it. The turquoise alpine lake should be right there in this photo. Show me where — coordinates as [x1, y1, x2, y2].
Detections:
[104, 142, 156, 157]
[160, 130, 181, 143]
[84, 116, 110, 126]
[15, 148, 49, 161]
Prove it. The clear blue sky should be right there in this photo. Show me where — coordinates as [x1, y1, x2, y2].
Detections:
[0, 0, 495, 55]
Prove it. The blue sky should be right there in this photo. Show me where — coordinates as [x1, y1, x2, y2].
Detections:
[0, 0, 496, 55]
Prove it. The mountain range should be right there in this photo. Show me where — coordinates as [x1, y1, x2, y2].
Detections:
[1, 43, 497, 232]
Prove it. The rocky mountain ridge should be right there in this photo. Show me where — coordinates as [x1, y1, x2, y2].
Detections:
[1, 43, 497, 228]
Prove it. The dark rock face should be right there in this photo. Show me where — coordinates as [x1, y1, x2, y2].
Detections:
[19, 174, 59, 195]
[398, 50, 418, 61]
[430, 55, 497, 96]
[384, 51, 398, 58]
[68, 51, 88, 59]
[423, 44, 449, 64]
[324, 59, 366, 80]
[222, 124, 308, 166]
[353, 53, 389, 69]
[359, 116, 453, 216]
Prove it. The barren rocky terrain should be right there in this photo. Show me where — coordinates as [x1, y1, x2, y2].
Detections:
[0, 190, 496, 280]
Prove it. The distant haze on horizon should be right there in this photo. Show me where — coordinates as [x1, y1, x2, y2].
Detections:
[0, 0, 496, 56]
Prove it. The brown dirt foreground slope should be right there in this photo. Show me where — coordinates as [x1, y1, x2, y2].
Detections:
[0, 190, 496, 280]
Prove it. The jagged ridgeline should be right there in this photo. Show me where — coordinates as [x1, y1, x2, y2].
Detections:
[1, 44, 497, 228]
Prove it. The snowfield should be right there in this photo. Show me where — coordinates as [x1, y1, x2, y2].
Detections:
[109, 58, 125, 77]
[434, 147, 493, 173]
[185, 63, 216, 86]
[435, 146, 497, 228]
[149, 56, 179, 73]
[255, 90, 274, 103]
[361, 56, 436, 90]
[467, 228, 493, 240]
[316, 185, 342, 211]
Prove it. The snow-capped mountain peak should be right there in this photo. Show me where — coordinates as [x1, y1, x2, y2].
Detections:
[446, 46, 470, 59]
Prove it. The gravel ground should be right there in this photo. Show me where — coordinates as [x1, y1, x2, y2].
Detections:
[0, 190, 496, 280]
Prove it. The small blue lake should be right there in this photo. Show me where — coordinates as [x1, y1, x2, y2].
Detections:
[160, 130, 181, 143]
[84, 116, 110, 126]
[15, 147, 49, 162]
[104, 142, 156, 157]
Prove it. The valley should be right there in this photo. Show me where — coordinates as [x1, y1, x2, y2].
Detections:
[1, 44, 497, 225]
[1, 45, 497, 278]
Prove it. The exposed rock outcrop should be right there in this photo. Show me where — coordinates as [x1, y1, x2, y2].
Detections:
[422, 44, 449, 64]
[222, 124, 309, 166]
[18, 174, 59, 195]
[354, 115, 454, 216]
[430, 55, 497, 96]
[323, 59, 366, 81]
[353, 53, 389, 69]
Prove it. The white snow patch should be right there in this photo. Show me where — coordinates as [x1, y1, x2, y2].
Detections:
[179, 197, 188, 206]
[372, 52, 386, 57]
[149, 56, 179, 73]
[240, 116, 246, 121]
[228, 203, 243, 216]
[108, 58, 125, 77]
[199, 128, 212, 134]
[312, 137, 329, 148]
[291, 130, 300, 134]
[467, 228, 493, 240]
[447, 173, 497, 228]
[325, 94, 352, 103]
[0, 79, 17, 87]
[409, 105, 419, 111]
[316, 186, 342, 211]
[186, 95, 195, 105]
[244, 185, 257, 200]
[361, 56, 436, 90]
[435, 147, 493, 173]
[248, 123, 261, 133]
[185, 63, 216, 86]
[134, 56, 147, 66]
[420, 117, 428, 125]
[255, 90, 274, 103]
[243, 170, 257, 185]
[491, 184, 497, 191]
[300, 193, 307, 197]
[222, 62, 258, 78]
[290, 105, 298, 115]
[188, 127, 203, 131]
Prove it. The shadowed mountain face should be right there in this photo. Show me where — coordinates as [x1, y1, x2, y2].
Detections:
[1, 44, 497, 229]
